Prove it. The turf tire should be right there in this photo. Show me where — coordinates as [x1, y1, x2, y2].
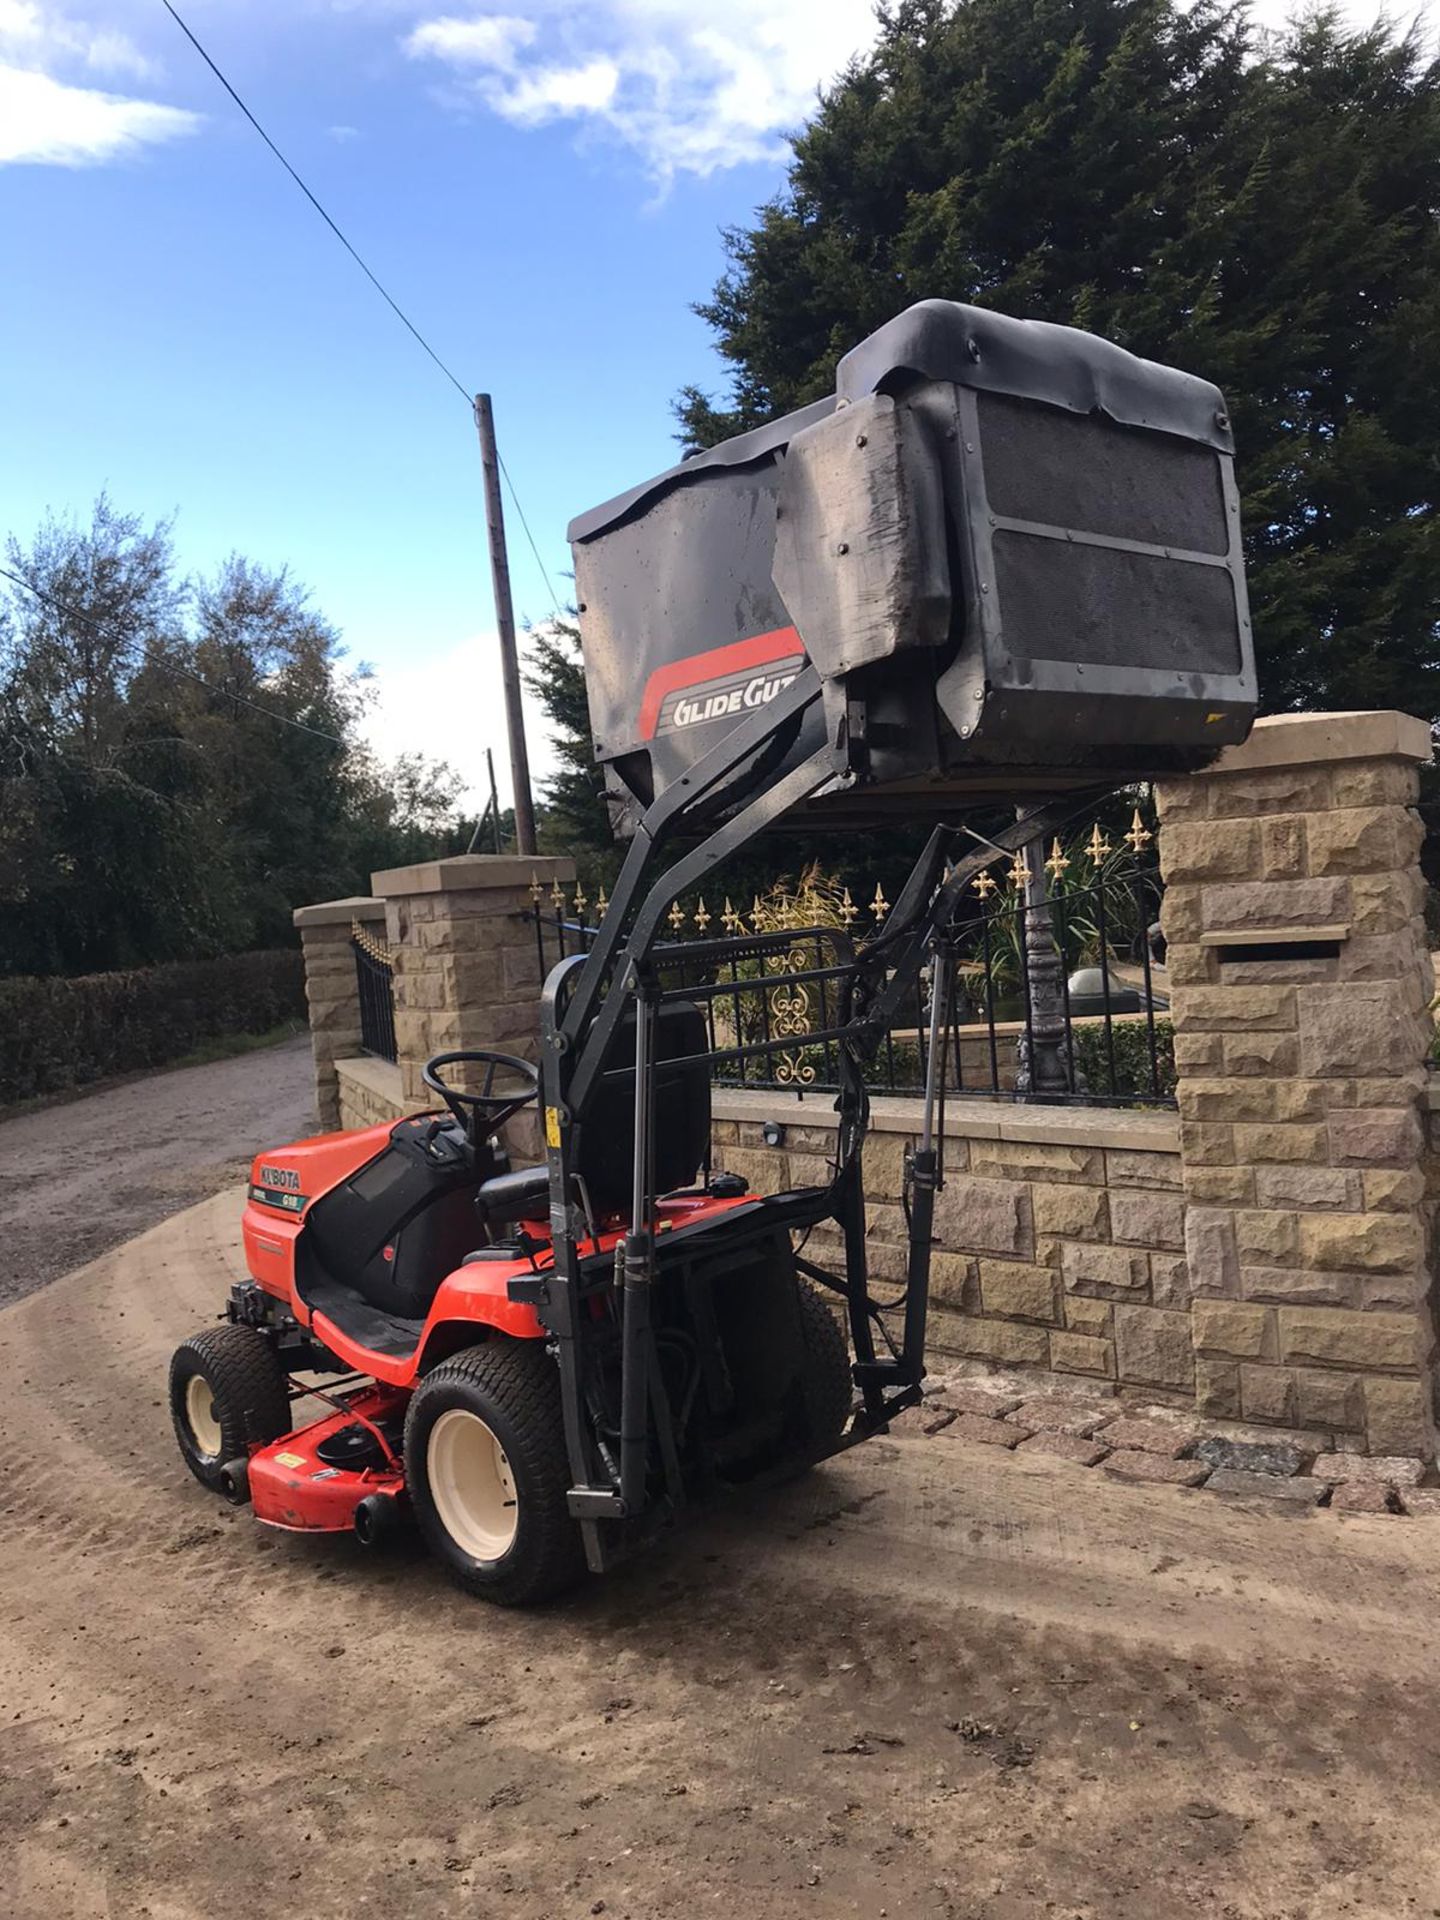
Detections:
[170, 1323, 291, 1494]
[405, 1341, 585, 1606]
[795, 1278, 854, 1458]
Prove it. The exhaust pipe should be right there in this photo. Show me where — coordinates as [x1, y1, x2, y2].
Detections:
[218, 1457, 250, 1506]
[353, 1492, 400, 1548]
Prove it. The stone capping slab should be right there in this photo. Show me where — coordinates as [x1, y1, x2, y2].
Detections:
[1199, 924, 1349, 947]
[293, 894, 385, 929]
[370, 853, 576, 897]
[1198, 709, 1432, 776]
[335, 1055, 409, 1111]
[709, 1086, 1179, 1155]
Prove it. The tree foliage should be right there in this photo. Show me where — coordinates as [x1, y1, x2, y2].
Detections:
[523, 616, 622, 885]
[0, 497, 471, 975]
[677, 0, 1440, 718]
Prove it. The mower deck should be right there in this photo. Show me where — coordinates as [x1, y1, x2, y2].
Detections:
[248, 1382, 407, 1534]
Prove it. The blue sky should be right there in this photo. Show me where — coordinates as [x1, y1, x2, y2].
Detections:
[0, 0, 1398, 803]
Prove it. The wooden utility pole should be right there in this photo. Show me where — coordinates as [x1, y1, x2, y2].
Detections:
[473, 392, 537, 856]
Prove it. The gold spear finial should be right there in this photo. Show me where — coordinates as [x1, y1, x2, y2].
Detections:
[1125, 808, 1154, 854]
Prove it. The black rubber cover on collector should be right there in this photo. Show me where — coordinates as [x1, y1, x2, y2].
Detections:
[567, 298, 1256, 838]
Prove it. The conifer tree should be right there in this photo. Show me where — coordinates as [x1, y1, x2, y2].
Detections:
[678, 0, 1440, 717]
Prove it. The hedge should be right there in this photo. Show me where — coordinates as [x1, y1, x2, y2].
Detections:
[0, 949, 307, 1107]
[1071, 1017, 1176, 1100]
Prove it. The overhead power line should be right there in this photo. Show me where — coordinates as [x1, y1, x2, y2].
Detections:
[499, 450, 569, 623]
[160, 0, 565, 619]
[160, 0, 470, 407]
[0, 562, 346, 746]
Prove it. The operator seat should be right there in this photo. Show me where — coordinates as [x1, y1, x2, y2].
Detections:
[474, 999, 711, 1236]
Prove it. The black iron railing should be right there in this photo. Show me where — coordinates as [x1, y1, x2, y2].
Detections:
[525, 811, 1173, 1108]
[351, 920, 397, 1064]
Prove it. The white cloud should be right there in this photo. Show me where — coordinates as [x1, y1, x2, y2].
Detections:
[402, 0, 879, 181]
[404, 11, 536, 66]
[361, 629, 559, 812]
[0, 63, 197, 166]
[0, 1, 156, 82]
[0, 1, 198, 167]
[500, 55, 619, 120]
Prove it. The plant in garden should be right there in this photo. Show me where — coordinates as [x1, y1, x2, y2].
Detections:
[1071, 1018, 1175, 1100]
[954, 805, 1161, 1005]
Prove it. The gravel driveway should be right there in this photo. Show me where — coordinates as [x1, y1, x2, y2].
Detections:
[0, 1034, 316, 1307]
[4, 1186, 1440, 1918]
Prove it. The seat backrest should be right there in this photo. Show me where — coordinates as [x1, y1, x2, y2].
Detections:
[573, 999, 710, 1216]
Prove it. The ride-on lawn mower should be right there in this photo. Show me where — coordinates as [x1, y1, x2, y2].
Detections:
[170, 301, 1255, 1604]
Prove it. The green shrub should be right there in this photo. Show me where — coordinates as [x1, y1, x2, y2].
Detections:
[0, 950, 305, 1106]
[1071, 1019, 1175, 1100]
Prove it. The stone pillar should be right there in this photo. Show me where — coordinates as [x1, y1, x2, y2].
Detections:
[1158, 711, 1437, 1458]
[370, 854, 576, 1110]
[292, 896, 387, 1131]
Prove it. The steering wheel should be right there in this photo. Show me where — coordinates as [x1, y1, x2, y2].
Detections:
[422, 1049, 540, 1135]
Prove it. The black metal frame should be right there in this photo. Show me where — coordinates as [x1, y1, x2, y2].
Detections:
[529, 830, 1171, 1108]
[508, 664, 1104, 1572]
[352, 933, 397, 1064]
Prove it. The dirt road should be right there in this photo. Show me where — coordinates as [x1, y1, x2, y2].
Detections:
[0, 1035, 315, 1308]
[4, 1187, 1440, 1920]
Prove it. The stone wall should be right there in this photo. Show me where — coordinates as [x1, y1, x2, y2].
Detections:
[292, 895, 388, 1132]
[297, 854, 574, 1144]
[714, 1091, 1186, 1394]
[336, 1056, 409, 1132]
[293, 712, 1439, 1459]
[712, 713, 1439, 1456]
[1158, 710, 1437, 1459]
[370, 853, 574, 1110]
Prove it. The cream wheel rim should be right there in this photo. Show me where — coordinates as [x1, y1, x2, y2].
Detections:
[185, 1374, 222, 1460]
[427, 1409, 519, 1561]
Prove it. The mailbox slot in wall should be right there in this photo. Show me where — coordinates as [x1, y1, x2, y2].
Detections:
[1201, 924, 1349, 968]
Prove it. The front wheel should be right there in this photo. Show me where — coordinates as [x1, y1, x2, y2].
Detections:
[169, 1324, 290, 1494]
[405, 1342, 585, 1606]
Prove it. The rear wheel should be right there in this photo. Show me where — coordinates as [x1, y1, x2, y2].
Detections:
[405, 1342, 584, 1606]
[795, 1278, 854, 1458]
[169, 1324, 290, 1494]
